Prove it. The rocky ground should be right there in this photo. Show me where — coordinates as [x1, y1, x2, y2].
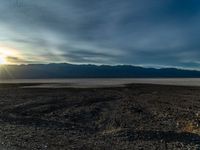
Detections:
[0, 84, 200, 149]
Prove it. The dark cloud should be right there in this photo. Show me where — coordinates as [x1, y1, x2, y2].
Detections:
[0, 0, 200, 68]
[6, 56, 35, 64]
[62, 50, 117, 64]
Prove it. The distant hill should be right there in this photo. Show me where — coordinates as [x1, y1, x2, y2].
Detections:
[1, 63, 200, 79]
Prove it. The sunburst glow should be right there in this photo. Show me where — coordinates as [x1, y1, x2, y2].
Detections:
[0, 55, 6, 64]
[0, 47, 18, 64]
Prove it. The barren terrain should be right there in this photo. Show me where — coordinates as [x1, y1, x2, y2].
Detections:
[0, 83, 200, 149]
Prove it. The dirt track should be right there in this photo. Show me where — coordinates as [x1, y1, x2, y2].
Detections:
[0, 84, 200, 149]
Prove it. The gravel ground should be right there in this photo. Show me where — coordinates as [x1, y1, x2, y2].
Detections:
[0, 84, 200, 149]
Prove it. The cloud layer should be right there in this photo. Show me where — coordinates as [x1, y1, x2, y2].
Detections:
[0, 0, 200, 68]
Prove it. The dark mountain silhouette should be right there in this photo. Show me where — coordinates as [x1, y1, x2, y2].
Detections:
[1, 63, 200, 79]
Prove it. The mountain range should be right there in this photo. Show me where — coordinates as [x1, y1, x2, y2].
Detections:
[1, 63, 200, 79]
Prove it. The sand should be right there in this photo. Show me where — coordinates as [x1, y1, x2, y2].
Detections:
[0, 83, 200, 149]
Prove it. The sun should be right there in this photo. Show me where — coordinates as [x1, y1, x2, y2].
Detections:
[0, 55, 6, 64]
[0, 47, 18, 64]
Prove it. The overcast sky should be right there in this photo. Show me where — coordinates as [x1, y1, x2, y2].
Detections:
[0, 0, 200, 68]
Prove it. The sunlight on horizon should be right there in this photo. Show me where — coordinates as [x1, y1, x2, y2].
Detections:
[0, 47, 19, 64]
[0, 56, 6, 64]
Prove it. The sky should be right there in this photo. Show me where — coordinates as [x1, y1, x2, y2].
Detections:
[0, 0, 200, 69]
